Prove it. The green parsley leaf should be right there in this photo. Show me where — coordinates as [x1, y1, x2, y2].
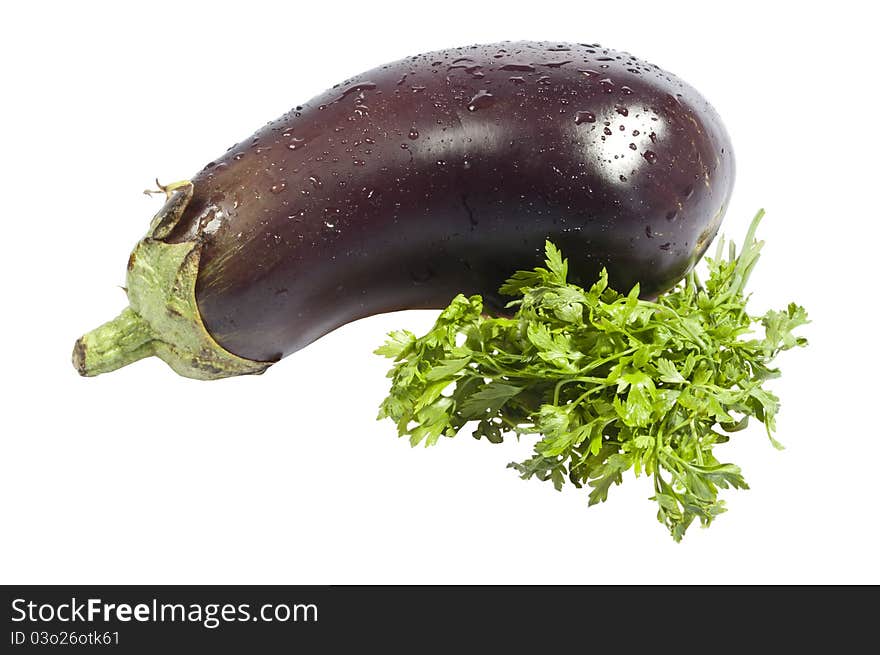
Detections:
[377, 210, 809, 541]
[543, 240, 569, 284]
[656, 358, 686, 384]
[374, 329, 416, 358]
[458, 383, 524, 419]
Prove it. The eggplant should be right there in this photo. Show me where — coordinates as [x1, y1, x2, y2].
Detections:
[74, 40, 734, 380]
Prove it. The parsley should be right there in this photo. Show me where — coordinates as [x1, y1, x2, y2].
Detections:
[376, 211, 808, 541]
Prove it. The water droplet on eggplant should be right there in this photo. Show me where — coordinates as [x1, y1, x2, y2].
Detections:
[500, 63, 536, 72]
[333, 82, 377, 103]
[574, 111, 596, 124]
[467, 90, 495, 112]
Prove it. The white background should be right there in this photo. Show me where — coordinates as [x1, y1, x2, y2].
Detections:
[1, 1, 877, 584]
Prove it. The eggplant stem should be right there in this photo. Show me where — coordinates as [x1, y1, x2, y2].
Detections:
[72, 307, 156, 376]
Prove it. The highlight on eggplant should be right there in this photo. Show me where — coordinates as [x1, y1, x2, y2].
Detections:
[73, 40, 734, 380]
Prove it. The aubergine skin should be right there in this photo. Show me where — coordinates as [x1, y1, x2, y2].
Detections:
[164, 41, 734, 363]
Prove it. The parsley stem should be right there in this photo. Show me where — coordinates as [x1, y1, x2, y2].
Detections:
[570, 383, 611, 409]
[654, 422, 663, 463]
[577, 347, 637, 374]
[692, 422, 705, 466]
[552, 376, 608, 405]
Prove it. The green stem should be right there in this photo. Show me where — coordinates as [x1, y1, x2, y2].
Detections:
[570, 383, 611, 409]
[577, 347, 638, 374]
[553, 376, 608, 405]
[72, 307, 155, 376]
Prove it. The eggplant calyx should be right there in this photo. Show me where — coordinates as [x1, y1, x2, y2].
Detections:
[72, 185, 272, 380]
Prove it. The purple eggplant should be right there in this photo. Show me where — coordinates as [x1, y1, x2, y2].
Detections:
[74, 40, 733, 379]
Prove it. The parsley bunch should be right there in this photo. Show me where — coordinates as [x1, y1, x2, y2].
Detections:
[376, 211, 808, 540]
